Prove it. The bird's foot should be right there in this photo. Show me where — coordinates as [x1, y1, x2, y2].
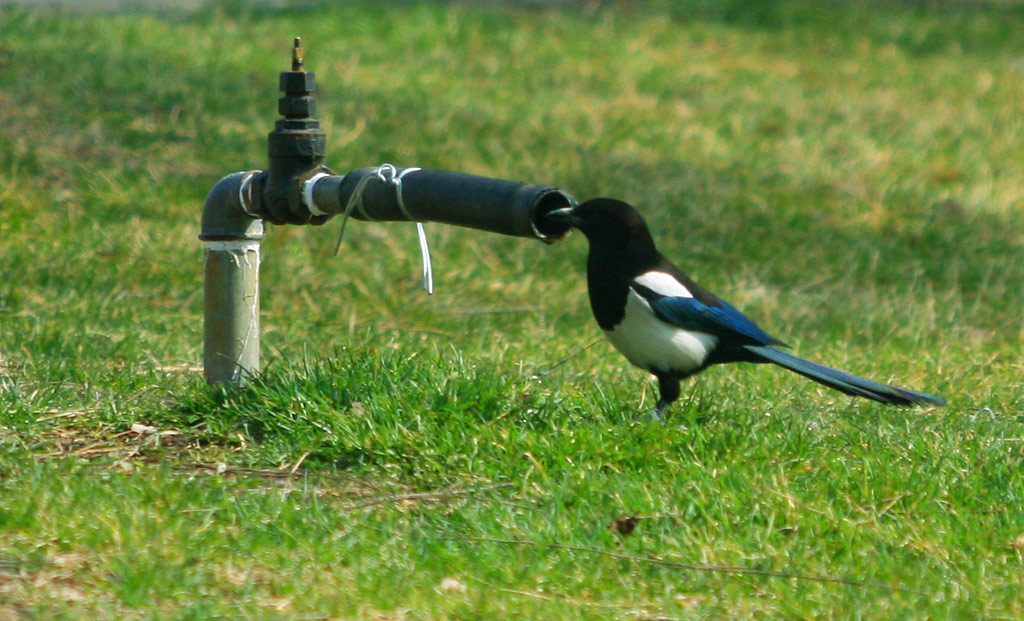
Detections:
[636, 408, 667, 425]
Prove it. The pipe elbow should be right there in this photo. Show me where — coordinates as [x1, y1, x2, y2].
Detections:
[200, 171, 266, 241]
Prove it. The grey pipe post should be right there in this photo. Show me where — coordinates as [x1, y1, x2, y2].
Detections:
[200, 171, 265, 385]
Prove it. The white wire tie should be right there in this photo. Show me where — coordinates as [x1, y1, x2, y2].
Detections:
[414, 221, 433, 294]
[332, 171, 376, 255]
[377, 165, 433, 294]
[332, 163, 434, 295]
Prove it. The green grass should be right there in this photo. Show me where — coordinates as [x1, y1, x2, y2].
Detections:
[2, 0, 1023, 617]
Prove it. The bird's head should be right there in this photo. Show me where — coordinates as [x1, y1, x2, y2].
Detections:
[544, 198, 654, 248]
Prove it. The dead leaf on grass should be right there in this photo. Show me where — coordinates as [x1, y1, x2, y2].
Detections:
[1010, 534, 1024, 551]
[257, 595, 293, 611]
[437, 576, 467, 594]
[609, 515, 640, 537]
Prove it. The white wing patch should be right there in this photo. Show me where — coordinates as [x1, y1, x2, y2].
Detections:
[605, 288, 716, 375]
[633, 270, 693, 299]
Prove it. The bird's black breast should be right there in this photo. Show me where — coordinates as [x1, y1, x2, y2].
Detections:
[586, 251, 633, 330]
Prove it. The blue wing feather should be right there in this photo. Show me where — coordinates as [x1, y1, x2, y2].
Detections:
[637, 286, 783, 347]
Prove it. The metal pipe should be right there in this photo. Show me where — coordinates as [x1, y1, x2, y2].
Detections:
[309, 167, 575, 242]
[199, 40, 578, 388]
[200, 171, 264, 385]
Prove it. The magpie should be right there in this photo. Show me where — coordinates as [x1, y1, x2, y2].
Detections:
[546, 198, 945, 419]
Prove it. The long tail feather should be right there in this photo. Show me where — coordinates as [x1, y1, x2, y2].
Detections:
[744, 345, 945, 407]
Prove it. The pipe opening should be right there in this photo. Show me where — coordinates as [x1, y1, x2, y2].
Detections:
[530, 189, 575, 242]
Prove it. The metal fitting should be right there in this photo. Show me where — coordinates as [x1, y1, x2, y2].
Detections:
[255, 37, 332, 226]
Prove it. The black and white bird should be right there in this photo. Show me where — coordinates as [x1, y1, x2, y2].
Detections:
[546, 198, 945, 419]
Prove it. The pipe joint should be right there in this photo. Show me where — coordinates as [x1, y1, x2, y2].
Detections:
[250, 164, 334, 226]
[200, 171, 265, 241]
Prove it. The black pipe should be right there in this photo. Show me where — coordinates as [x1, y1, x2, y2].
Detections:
[310, 167, 575, 242]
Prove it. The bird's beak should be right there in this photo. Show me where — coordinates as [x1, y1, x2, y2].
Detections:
[543, 206, 578, 227]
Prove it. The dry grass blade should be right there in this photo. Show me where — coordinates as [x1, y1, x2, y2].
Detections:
[349, 482, 515, 510]
[452, 537, 927, 595]
[465, 575, 674, 614]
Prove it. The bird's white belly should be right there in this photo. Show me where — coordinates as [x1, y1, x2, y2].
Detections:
[604, 289, 717, 374]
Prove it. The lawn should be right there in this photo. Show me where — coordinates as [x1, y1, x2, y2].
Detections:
[1, 0, 1022, 617]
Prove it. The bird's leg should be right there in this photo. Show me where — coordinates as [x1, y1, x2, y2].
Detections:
[638, 372, 680, 424]
[656, 372, 681, 413]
